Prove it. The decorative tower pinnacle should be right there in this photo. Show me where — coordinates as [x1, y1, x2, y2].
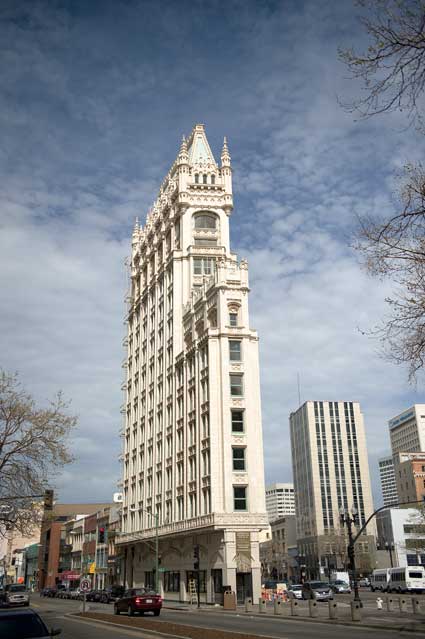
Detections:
[221, 136, 231, 166]
[178, 135, 189, 164]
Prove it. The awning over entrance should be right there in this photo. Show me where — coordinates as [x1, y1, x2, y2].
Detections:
[59, 571, 80, 580]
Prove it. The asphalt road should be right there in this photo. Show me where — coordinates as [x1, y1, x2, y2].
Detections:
[28, 594, 425, 639]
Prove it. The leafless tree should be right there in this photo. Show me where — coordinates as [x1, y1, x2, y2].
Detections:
[339, 1, 425, 380]
[355, 163, 425, 380]
[339, 0, 425, 126]
[0, 370, 77, 537]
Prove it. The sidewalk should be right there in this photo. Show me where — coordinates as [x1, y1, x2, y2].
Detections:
[163, 597, 425, 632]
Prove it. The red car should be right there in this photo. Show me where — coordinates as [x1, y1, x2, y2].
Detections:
[114, 588, 162, 616]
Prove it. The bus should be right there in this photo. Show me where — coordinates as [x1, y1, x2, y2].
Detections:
[370, 568, 390, 592]
[387, 566, 425, 593]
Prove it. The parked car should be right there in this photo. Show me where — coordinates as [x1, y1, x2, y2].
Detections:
[3, 584, 30, 607]
[68, 589, 81, 600]
[0, 608, 61, 637]
[358, 578, 370, 587]
[262, 580, 279, 590]
[86, 589, 103, 602]
[99, 586, 125, 603]
[287, 584, 303, 599]
[114, 588, 162, 616]
[330, 580, 351, 594]
[302, 581, 334, 601]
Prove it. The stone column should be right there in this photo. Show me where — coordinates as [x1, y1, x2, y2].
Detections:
[206, 568, 213, 604]
[222, 531, 237, 594]
[250, 532, 262, 601]
[179, 569, 187, 602]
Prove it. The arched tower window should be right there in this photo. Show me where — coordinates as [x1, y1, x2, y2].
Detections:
[211, 174, 215, 185]
[194, 213, 217, 230]
[195, 174, 199, 184]
[203, 174, 208, 184]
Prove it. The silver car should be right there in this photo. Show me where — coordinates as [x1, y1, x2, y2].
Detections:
[4, 584, 30, 607]
[287, 584, 303, 599]
[302, 581, 334, 601]
[330, 580, 351, 594]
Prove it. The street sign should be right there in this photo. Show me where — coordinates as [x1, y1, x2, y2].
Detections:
[80, 578, 91, 593]
[158, 568, 166, 572]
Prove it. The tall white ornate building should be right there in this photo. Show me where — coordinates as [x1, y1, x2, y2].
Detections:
[117, 124, 268, 603]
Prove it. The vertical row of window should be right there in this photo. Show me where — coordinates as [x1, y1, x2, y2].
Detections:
[315, 401, 334, 530]
[229, 334, 248, 510]
[329, 402, 348, 513]
[344, 402, 365, 526]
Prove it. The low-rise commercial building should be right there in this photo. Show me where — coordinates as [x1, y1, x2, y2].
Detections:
[376, 507, 425, 567]
[260, 516, 297, 582]
[37, 503, 111, 589]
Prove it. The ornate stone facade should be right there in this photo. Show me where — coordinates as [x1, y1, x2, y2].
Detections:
[117, 124, 268, 603]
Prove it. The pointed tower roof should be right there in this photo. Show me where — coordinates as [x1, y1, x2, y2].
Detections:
[187, 124, 217, 165]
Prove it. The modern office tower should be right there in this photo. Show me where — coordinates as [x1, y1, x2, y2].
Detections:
[389, 405, 425, 457]
[379, 456, 398, 506]
[117, 125, 268, 604]
[265, 483, 295, 522]
[290, 401, 376, 579]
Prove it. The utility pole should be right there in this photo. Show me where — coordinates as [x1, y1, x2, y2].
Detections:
[341, 498, 425, 607]
[340, 507, 361, 605]
[154, 512, 159, 594]
[385, 541, 394, 567]
[194, 544, 200, 608]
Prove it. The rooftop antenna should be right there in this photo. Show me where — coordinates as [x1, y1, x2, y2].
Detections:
[297, 372, 301, 407]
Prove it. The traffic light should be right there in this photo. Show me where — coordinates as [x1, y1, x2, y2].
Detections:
[98, 527, 105, 543]
[193, 545, 200, 570]
[43, 489, 54, 511]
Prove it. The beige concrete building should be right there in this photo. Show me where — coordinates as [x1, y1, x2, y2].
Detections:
[117, 124, 268, 603]
[290, 401, 376, 578]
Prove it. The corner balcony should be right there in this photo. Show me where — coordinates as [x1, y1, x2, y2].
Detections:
[115, 512, 269, 546]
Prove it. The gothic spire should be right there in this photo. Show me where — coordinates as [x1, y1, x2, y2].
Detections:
[178, 134, 189, 164]
[221, 136, 231, 166]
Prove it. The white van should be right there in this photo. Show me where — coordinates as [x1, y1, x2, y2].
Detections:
[388, 566, 425, 593]
[370, 568, 390, 592]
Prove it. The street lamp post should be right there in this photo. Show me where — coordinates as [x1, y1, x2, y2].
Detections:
[340, 507, 362, 605]
[133, 508, 159, 593]
[385, 541, 394, 567]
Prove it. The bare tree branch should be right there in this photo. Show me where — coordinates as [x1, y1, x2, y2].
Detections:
[0, 370, 77, 537]
[339, 0, 425, 126]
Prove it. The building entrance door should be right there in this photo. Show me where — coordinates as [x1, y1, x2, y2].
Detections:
[212, 569, 223, 604]
[236, 572, 252, 604]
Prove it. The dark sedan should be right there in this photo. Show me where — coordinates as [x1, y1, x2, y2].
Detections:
[0, 608, 61, 637]
[99, 586, 125, 603]
[114, 588, 162, 616]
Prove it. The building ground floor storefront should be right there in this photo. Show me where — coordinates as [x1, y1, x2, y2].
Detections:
[118, 528, 262, 604]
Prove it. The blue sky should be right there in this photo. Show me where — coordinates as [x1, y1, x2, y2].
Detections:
[0, 0, 422, 506]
